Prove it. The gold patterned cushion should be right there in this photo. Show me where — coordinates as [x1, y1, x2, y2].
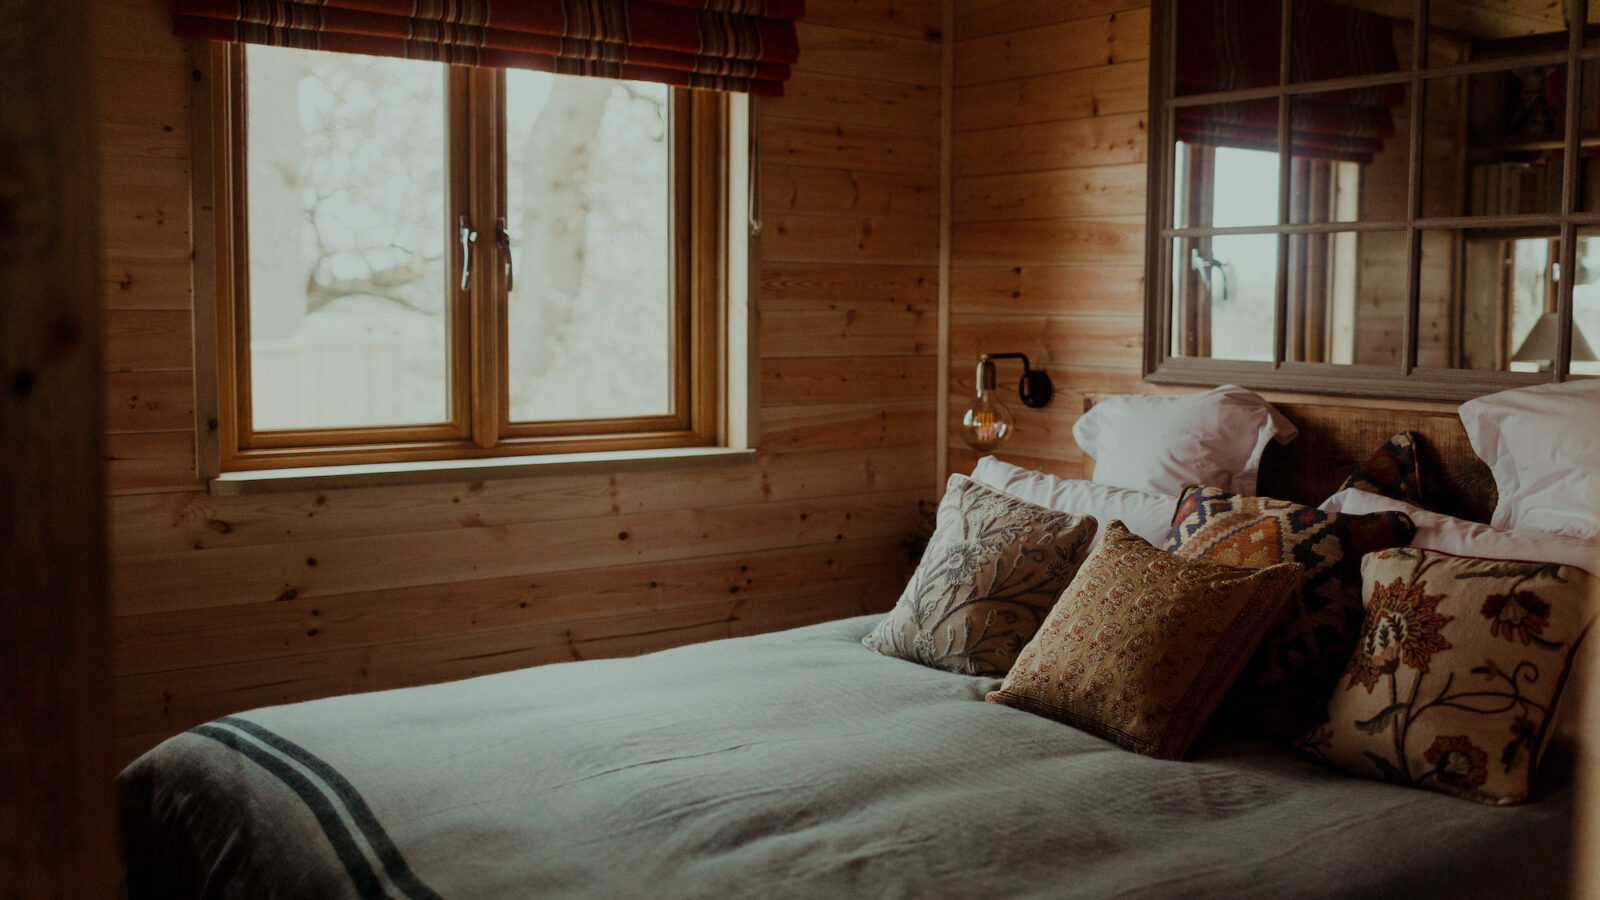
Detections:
[1164, 486, 1417, 740]
[986, 522, 1303, 759]
[862, 474, 1097, 676]
[1295, 547, 1596, 805]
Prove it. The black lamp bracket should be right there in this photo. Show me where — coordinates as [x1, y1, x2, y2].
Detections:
[979, 352, 1053, 409]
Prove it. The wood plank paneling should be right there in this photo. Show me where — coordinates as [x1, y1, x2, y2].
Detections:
[768, 71, 939, 129]
[763, 213, 942, 265]
[953, 9, 1148, 86]
[761, 263, 936, 311]
[763, 307, 935, 357]
[761, 401, 934, 452]
[762, 356, 936, 405]
[762, 165, 938, 219]
[99, 0, 943, 763]
[803, 0, 942, 41]
[105, 370, 196, 433]
[792, 23, 942, 85]
[956, 0, 1147, 40]
[952, 217, 1144, 266]
[953, 112, 1147, 176]
[114, 540, 908, 676]
[954, 163, 1146, 222]
[948, 1, 1154, 479]
[2, 0, 119, 891]
[762, 117, 942, 173]
[953, 60, 1147, 132]
[103, 308, 193, 372]
[109, 446, 935, 557]
[948, 265, 1145, 317]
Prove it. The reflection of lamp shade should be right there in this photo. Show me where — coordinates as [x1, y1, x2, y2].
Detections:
[1512, 314, 1598, 363]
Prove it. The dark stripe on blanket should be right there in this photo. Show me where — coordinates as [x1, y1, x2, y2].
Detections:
[190, 724, 391, 899]
[217, 716, 444, 900]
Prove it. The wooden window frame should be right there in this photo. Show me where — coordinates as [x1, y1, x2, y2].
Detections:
[1146, 0, 1596, 402]
[205, 45, 723, 472]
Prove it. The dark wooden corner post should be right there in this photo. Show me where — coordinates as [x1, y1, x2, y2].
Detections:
[0, 0, 121, 896]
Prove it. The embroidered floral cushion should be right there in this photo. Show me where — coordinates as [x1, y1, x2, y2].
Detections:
[1295, 547, 1596, 805]
[1164, 486, 1417, 740]
[986, 522, 1302, 759]
[863, 474, 1097, 677]
[1335, 432, 1425, 505]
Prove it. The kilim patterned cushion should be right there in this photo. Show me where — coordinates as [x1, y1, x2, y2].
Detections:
[1336, 432, 1425, 505]
[1164, 486, 1417, 739]
[987, 522, 1302, 760]
[863, 475, 1098, 677]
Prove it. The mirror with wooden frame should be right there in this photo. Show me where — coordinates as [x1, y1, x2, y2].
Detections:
[1148, 0, 1600, 401]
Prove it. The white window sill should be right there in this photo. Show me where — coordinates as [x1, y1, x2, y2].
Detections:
[209, 446, 758, 496]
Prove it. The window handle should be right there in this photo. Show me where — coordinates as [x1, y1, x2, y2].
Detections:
[458, 215, 478, 291]
[495, 218, 514, 293]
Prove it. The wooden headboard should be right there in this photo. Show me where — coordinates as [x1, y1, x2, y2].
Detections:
[1255, 403, 1496, 524]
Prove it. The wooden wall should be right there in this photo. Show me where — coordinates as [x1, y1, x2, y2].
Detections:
[947, 0, 1154, 478]
[98, 0, 944, 763]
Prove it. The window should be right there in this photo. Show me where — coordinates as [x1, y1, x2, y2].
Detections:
[1148, 0, 1600, 401]
[209, 44, 727, 471]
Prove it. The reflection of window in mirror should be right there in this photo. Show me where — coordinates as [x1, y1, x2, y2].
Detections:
[1148, 0, 1597, 401]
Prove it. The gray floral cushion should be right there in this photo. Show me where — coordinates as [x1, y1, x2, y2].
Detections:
[863, 474, 1097, 676]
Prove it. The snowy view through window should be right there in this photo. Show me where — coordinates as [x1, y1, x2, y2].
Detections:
[245, 45, 672, 432]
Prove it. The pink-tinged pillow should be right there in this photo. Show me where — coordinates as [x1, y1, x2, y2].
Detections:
[970, 456, 1178, 547]
[1459, 379, 1600, 540]
[1071, 385, 1297, 497]
[1322, 489, 1598, 572]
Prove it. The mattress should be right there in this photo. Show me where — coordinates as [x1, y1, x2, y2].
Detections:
[119, 615, 1576, 899]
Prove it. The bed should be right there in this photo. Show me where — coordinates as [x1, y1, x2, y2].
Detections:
[118, 402, 1587, 899]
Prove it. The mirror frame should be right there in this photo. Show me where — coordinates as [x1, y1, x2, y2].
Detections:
[1144, 0, 1596, 402]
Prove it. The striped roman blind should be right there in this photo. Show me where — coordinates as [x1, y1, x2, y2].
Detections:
[175, 0, 802, 95]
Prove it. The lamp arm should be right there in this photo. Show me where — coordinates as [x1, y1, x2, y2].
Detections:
[976, 352, 1052, 409]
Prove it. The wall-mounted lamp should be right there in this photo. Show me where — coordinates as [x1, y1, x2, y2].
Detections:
[960, 353, 1053, 452]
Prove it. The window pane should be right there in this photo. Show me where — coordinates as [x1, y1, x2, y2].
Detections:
[1170, 234, 1277, 361]
[245, 45, 450, 431]
[505, 72, 673, 423]
[1288, 86, 1411, 224]
[1417, 228, 1556, 371]
[1423, 70, 1566, 219]
[1568, 229, 1600, 376]
[1286, 230, 1405, 366]
[1174, 136, 1280, 229]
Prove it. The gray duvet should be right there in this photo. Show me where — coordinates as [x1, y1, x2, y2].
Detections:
[120, 615, 1575, 899]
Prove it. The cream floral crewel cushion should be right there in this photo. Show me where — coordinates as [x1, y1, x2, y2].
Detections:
[863, 474, 1097, 676]
[1296, 547, 1596, 805]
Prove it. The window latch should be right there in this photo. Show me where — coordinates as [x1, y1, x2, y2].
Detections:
[458, 216, 478, 291]
[495, 218, 514, 293]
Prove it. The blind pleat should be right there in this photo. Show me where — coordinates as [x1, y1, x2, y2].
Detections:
[174, 0, 801, 94]
[1175, 0, 1401, 163]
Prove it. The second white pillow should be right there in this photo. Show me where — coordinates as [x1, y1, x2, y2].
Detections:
[971, 456, 1179, 547]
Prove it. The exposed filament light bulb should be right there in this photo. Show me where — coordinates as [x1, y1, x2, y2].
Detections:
[961, 356, 1014, 452]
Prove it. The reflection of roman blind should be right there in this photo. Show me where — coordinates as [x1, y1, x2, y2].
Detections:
[174, 0, 802, 95]
[1176, 0, 1403, 162]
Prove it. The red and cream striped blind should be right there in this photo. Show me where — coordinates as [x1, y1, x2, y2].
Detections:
[175, 0, 802, 95]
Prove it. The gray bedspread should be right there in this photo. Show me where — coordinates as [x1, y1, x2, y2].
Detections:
[120, 615, 1575, 899]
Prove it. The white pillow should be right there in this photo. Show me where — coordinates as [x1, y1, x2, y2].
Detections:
[1070, 385, 1298, 496]
[970, 456, 1179, 547]
[1322, 488, 1598, 572]
[1459, 379, 1600, 540]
